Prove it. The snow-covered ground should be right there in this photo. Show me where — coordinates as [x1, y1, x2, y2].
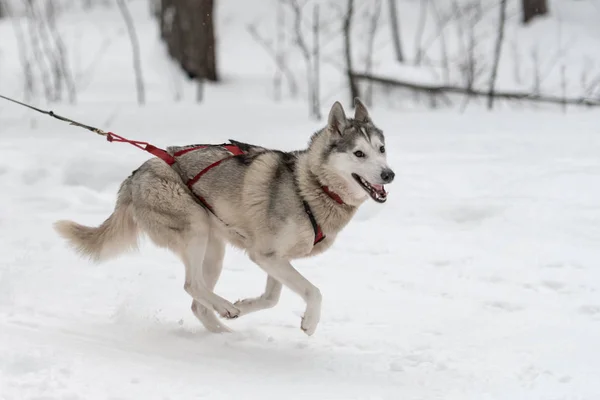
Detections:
[1, 1, 600, 399]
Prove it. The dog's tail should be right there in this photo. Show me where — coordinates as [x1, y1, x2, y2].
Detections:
[54, 178, 138, 262]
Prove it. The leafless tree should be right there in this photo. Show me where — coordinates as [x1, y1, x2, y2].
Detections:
[0, 0, 5, 19]
[387, 0, 404, 63]
[429, 0, 450, 83]
[285, 0, 321, 119]
[530, 47, 541, 95]
[365, 0, 382, 106]
[414, 0, 429, 65]
[159, 0, 218, 86]
[246, 23, 298, 98]
[116, 0, 145, 105]
[487, 0, 508, 110]
[511, 39, 522, 85]
[522, 0, 548, 24]
[450, 0, 486, 110]
[45, 0, 77, 104]
[6, 2, 34, 101]
[352, 73, 600, 108]
[343, 0, 360, 105]
[34, 2, 63, 101]
[288, 0, 313, 115]
[560, 64, 567, 113]
[149, 0, 160, 18]
[25, 0, 52, 102]
[312, 4, 321, 119]
[274, 0, 285, 101]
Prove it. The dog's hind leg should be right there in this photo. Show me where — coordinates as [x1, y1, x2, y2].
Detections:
[233, 276, 282, 317]
[181, 222, 240, 322]
[189, 231, 231, 333]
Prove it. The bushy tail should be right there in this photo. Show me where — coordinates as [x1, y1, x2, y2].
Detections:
[54, 179, 138, 262]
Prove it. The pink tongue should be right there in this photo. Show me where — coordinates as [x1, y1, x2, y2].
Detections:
[372, 184, 386, 194]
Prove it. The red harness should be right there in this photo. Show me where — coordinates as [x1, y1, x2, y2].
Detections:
[106, 133, 340, 246]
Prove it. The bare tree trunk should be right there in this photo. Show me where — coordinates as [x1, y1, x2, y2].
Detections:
[116, 0, 145, 105]
[45, 0, 77, 104]
[0, 0, 5, 19]
[387, 0, 404, 63]
[414, 0, 428, 65]
[26, 0, 53, 102]
[343, 0, 360, 105]
[274, 0, 285, 101]
[247, 24, 298, 98]
[194, 0, 218, 82]
[159, 0, 173, 39]
[487, 0, 507, 110]
[6, 2, 34, 100]
[149, 0, 160, 18]
[159, 0, 218, 83]
[429, 0, 449, 84]
[365, 0, 382, 106]
[521, 0, 548, 24]
[560, 64, 567, 113]
[287, 0, 317, 118]
[36, 3, 63, 101]
[312, 4, 321, 119]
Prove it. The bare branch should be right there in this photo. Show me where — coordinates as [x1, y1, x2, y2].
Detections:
[365, 0, 382, 106]
[414, 0, 429, 65]
[387, 0, 404, 63]
[343, 0, 360, 104]
[312, 3, 321, 119]
[429, 0, 450, 83]
[352, 72, 600, 108]
[285, 0, 320, 118]
[116, 0, 145, 105]
[487, 0, 508, 110]
[45, 0, 77, 104]
[6, 2, 34, 101]
[25, 1, 52, 102]
[246, 24, 298, 98]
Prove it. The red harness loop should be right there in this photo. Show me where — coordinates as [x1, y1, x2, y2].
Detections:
[106, 132, 175, 165]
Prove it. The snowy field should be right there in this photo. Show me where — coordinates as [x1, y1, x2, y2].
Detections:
[1, 1, 600, 399]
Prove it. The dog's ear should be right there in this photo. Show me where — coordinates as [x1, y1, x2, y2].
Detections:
[353, 97, 371, 123]
[328, 101, 348, 135]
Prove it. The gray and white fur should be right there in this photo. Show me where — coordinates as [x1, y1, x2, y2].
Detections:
[54, 98, 395, 335]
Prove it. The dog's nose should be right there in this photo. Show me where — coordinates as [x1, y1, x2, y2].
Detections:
[381, 169, 395, 183]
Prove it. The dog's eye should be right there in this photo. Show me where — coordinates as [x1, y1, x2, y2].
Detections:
[380, 146, 385, 154]
[354, 150, 365, 158]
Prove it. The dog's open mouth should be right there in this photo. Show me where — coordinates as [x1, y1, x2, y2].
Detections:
[352, 173, 387, 203]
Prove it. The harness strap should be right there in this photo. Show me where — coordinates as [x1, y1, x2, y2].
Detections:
[106, 132, 176, 165]
[187, 156, 235, 188]
[302, 201, 325, 245]
[321, 185, 345, 205]
[174, 144, 245, 158]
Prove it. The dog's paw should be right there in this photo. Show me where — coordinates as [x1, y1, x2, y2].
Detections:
[214, 302, 241, 320]
[300, 314, 319, 336]
[232, 298, 254, 315]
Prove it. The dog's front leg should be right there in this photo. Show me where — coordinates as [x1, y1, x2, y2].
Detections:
[233, 276, 282, 316]
[249, 255, 322, 336]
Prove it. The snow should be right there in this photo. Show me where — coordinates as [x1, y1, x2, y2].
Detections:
[1, 1, 600, 399]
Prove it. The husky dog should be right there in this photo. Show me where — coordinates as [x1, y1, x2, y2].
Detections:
[55, 98, 395, 335]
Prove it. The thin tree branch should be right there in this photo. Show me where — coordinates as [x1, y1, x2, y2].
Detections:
[116, 0, 145, 105]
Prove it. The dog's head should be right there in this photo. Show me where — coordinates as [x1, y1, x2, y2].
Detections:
[322, 98, 394, 204]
